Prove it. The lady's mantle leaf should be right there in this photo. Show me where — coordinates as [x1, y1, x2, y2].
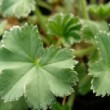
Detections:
[89, 31, 110, 96]
[0, 24, 77, 110]
[81, 20, 109, 42]
[0, 0, 35, 18]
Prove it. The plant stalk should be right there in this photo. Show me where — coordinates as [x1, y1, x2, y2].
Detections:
[67, 93, 76, 110]
[37, 0, 52, 11]
[98, 0, 104, 4]
[80, 0, 89, 19]
[62, 96, 67, 105]
[74, 46, 95, 57]
[90, 0, 96, 4]
[79, 74, 92, 88]
[35, 6, 47, 33]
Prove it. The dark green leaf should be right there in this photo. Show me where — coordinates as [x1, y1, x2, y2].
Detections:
[48, 13, 81, 44]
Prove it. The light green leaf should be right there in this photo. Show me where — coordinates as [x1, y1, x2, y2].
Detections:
[81, 20, 109, 42]
[0, 97, 28, 110]
[89, 31, 110, 96]
[48, 13, 81, 45]
[0, 0, 35, 18]
[0, 24, 77, 110]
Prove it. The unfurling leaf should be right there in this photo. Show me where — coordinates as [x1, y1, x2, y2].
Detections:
[48, 13, 81, 44]
[88, 3, 110, 19]
[0, 24, 78, 110]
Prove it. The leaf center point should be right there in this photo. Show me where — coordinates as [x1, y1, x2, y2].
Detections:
[34, 59, 40, 66]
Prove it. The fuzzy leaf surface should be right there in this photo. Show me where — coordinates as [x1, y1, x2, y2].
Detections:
[0, 24, 77, 110]
[81, 20, 109, 42]
[89, 31, 110, 96]
[0, 0, 35, 18]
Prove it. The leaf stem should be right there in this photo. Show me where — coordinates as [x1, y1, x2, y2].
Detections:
[37, 0, 52, 11]
[55, 38, 64, 47]
[62, 96, 67, 105]
[78, 74, 92, 89]
[67, 93, 76, 110]
[35, 6, 47, 33]
[90, 0, 96, 4]
[74, 46, 95, 57]
[79, 0, 89, 19]
[98, 0, 104, 4]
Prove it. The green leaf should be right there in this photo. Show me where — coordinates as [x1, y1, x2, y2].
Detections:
[52, 102, 61, 110]
[0, 97, 28, 110]
[0, 24, 77, 110]
[89, 31, 110, 96]
[81, 20, 109, 42]
[48, 13, 81, 44]
[0, 99, 12, 110]
[88, 3, 110, 19]
[0, 0, 35, 18]
[52, 102, 69, 110]
[75, 63, 91, 95]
